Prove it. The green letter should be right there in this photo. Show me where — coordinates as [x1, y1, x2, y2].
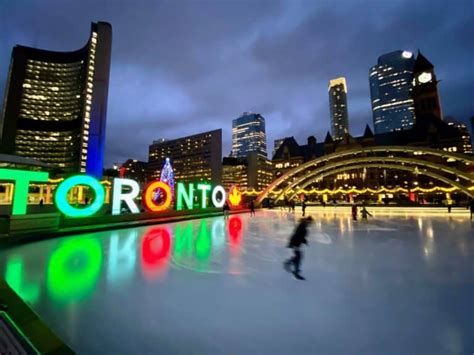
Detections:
[0, 168, 49, 215]
[176, 182, 194, 210]
[197, 183, 211, 209]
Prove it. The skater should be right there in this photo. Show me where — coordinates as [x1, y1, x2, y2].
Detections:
[249, 200, 255, 217]
[360, 206, 372, 221]
[291, 200, 296, 213]
[39, 198, 44, 208]
[301, 200, 306, 217]
[351, 204, 358, 221]
[284, 216, 313, 280]
[223, 201, 230, 220]
[468, 199, 474, 220]
[446, 198, 453, 213]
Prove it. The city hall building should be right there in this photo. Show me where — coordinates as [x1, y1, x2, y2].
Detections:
[0, 22, 112, 177]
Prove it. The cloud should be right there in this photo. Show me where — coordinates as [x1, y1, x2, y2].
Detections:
[0, 0, 472, 167]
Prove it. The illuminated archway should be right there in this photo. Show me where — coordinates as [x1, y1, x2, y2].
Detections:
[257, 146, 474, 204]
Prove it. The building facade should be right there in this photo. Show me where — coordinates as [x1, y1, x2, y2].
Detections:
[328, 77, 349, 140]
[222, 152, 273, 192]
[412, 51, 443, 121]
[444, 117, 472, 155]
[370, 50, 416, 134]
[148, 129, 222, 185]
[120, 159, 148, 183]
[222, 156, 248, 191]
[0, 22, 112, 177]
[231, 112, 267, 159]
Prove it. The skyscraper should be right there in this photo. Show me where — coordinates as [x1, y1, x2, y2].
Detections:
[369, 50, 416, 134]
[412, 51, 443, 121]
[0, 22, 112, 177]
[231, 112, 267, 158]
[328, 77, 349, 140]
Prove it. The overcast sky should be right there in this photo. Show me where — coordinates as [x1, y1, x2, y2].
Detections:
[1, 0, 473, 166]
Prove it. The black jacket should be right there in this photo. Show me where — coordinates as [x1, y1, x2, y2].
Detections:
[288, 221, 309, 248]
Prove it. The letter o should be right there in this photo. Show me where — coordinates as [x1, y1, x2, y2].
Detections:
[211, 185, 226, 208]
[142, 181, 172, 212]
[55, 175, 105, 218]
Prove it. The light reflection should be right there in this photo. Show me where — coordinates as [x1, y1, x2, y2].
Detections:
[47, 236, 103, 304]
[141, 227, 172, 280]
[5, 256, 40, 305]
[4, 217, 245, 304]
[107, 230, 138, 285]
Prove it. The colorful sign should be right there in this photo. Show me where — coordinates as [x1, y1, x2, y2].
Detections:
[0, 168, 242, 217]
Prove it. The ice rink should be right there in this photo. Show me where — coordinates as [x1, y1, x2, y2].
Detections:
[1, 208, 473, 354]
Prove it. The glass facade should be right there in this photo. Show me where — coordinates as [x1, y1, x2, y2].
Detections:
[370, 50, 415, 134]
[0, 22, 112, 177]
[328, 77, 349, 140]
[231, 112, 267, 159]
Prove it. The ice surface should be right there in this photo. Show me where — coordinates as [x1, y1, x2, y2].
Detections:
[1, 209, 473, 354]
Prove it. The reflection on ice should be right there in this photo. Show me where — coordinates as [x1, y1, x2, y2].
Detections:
[0, 210, 473, 355]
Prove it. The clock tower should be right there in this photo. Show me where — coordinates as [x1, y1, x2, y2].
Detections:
[412, 51, 443, 120]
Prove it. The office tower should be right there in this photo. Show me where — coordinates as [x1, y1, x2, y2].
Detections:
[231, 112, 267, 158]
[412, 51, 443, 120]
[369, 50, 415, 134]
[222, 152, 273, 192]
[148, 129, 222, 185]
[222, 156, 248, 191]
[328, 77, 349, 140]
[0, 22, 112, 177]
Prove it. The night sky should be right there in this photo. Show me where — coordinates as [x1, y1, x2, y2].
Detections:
[1, 0, 473, 166]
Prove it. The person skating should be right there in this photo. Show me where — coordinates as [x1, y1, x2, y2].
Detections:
[351, 204, 358, 221]
[301, 200, 306, 217]
[223, 201, 230, 220]
[249, 200, 256, 217]
[284, 216, 313, 280]
[360, 206, 372, 221]
[468, 199, 474, 220]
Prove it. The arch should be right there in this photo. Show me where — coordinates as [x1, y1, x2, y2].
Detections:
[257, 146, 474, 204]
[283, 163, 472, 200]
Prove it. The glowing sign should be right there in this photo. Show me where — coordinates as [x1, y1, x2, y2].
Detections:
[228, 185, 242, 207]
[0, 168, 48, 215]
[0, 168, 243, 218]
[112, 178, 140, 215]
[55, 175, 105, 218]
[211, 185, 226, 208]
[176, 182, 194, 210]
[142, 181, 172, 212]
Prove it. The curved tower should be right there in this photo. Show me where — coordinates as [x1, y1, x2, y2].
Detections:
[0, 22, 112, 177]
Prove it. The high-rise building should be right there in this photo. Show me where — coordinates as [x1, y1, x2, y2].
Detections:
[148, 129, 222, 185]
[231, 112, 267, 159]
[445, 117, 472, 155]
[222, 156, 248, 191]
[0, 22, 112, 177]
[370, 50, 416, 134]
[222, 152, 273, 192]
[412, 51, 443, 121]
[328, 77, 349, 140]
